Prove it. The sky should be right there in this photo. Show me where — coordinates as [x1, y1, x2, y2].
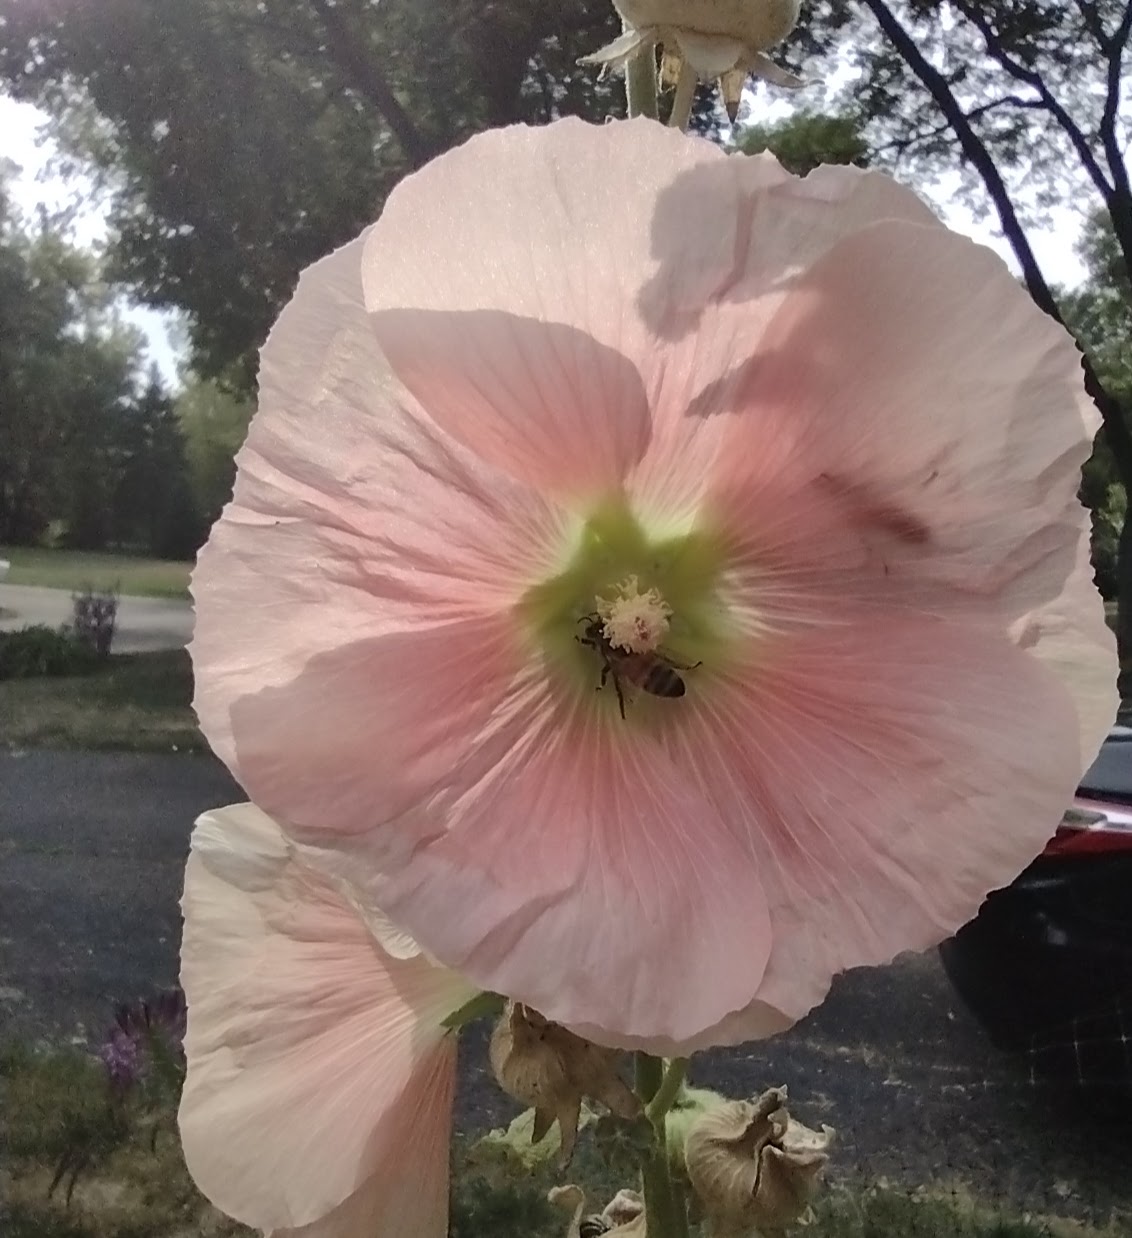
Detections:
[1, 90, 1090, 389]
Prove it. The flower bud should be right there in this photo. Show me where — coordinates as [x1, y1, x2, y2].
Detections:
[490, 1002, 640, 1166]
[684, 1087, 833, 1237]
[583, 0, 805, 120]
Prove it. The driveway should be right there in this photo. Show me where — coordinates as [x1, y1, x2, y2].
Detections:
[0, 583, 193, 653]
[0, 750, 1127, 1226]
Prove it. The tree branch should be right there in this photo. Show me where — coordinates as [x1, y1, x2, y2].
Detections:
[858, 0, 1132, 479]
[1099, 2, 1132, 206]
[1073, 1, 1114, 53]
[952, 0, 1115, 203]
[306, 0, 433, 168]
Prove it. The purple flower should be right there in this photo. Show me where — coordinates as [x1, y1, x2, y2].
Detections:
[98, 1028, 141, 1091]
[98, 988, 187, 1092]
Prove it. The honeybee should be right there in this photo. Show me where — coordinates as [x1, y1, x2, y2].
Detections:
[576, 613, 700, 719]
[579, 1219, 612, 1238]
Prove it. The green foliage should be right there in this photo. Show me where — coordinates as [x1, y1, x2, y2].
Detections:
[112, 370, 204, 558]
[0, 649, 202, 752]
[0, 1042, 248, 1238]
[0, 1044, 127, 1166]
[1063, 212, 1132, 599]
[0, 176, 202, 556]
[0, 546, 191, 598]
[467, 1105, 599, 1175]
[0, 172, 143, 547]
[0, 626, 100, 680]
[449, 1173, 561, 1238]
[810, 1185, 1081, 1238]
[736, 110, 871, 174]
[174, 374, 255, 525]
[2, 1042, 1123, 1238]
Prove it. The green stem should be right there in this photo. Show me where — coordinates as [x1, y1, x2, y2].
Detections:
[440, 990, 503, 1030]
[624, 40, 659, 120]
[646, 1057, 688, 1125]
[635, 1053, 690, 1238]
[666, 61, 697, 130]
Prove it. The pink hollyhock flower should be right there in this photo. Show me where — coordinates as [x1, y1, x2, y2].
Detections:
[192, 117, 1116, 1053]
[178, 804, 477, 1237]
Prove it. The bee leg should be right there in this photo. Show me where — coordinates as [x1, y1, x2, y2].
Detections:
[666, 656, 703, 671]
[613, 674, 626, 719]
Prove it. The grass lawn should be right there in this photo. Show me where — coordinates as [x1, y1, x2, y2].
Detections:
[0, 650, 203, 753]
[0, 547, 192, 599]
[1, 1043, 1124, 1238]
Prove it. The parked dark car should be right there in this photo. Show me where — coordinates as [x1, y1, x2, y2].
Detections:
[939, 727, 1132, 1091]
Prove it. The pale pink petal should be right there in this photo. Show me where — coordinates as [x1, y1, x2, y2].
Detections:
[243, 683, 774, 1049]
[191, 234, 568, 771]
[361, 119, 723, 499]
[698, 217, 1113, 764]
[1010, 535, 1118, 768]
[625, 164, 945, 527]
[256, 598, 1088, 1053]
[361, 120, 938, 524]
[225, 618, 531, 838]
[179, 804, 474, 1232]
[268, 1064, 452, 1238]
[189, 120, 1115, 1055]
[366, 310, 652, 500]
[665, 609, 1087, 1050]
[707, 220, 1094, 609]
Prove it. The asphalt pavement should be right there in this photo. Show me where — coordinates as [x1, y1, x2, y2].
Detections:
[0, 750, 1128, 1226]
[0, 583, 193, 653]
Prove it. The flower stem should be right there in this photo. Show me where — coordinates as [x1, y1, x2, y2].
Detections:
[666, 61, 697, 130]
[624, 38, 659, 120]
[635, 1053, 690, 1238]
[440, 990, 503, 1030]
[646, 1057, 688, 1125]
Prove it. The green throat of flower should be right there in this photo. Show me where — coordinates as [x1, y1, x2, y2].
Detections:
[520, 497, 729, 718]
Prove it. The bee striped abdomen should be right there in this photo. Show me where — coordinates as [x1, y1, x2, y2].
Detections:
[640, 663, 686, 698]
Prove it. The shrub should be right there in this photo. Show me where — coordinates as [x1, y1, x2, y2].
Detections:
[72, 588, 119, 657]
[0, 626, 101, 680]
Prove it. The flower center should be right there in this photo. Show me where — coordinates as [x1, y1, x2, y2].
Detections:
[595, 576, 671, 654]
[518, 496, 731, 717]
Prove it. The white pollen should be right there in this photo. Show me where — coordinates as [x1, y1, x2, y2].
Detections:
[595, 575, 672, 653]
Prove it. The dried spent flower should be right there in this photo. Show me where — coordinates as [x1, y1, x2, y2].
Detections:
[684, 1088, 833, 1237]
[490, 1002, 640, 1166]
[551, 1184, 647, 1237]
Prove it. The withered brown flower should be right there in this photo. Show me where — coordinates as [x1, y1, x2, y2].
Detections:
[490, 1002, 640, 1166]
[684, 1087, 833, 1236]
[550, 1184, 647, 1237]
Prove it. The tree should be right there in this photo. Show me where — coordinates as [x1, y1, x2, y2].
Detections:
[112, 367, 204, 558]
[1063, 212, 1132, 600]
[0, 168, 143, 546]
[175, 373, 255, 528]
[735, 109, 870, 174]
[0, 0, 627, 388]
